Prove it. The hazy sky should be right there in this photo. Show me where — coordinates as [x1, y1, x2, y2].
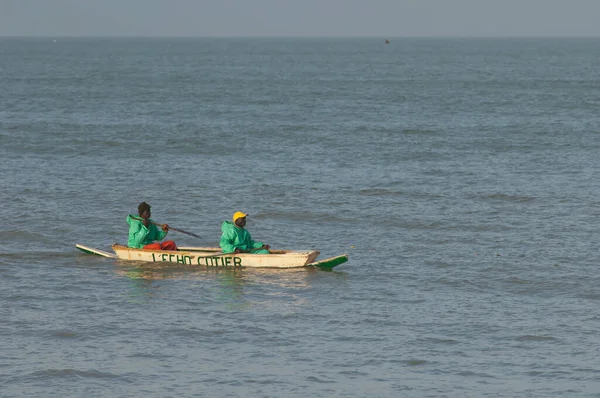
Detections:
[1, 0, 599, 37]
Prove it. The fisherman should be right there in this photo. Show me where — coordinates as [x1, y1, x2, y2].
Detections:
[126, 202, 177, 250]
[219, 212, 270, 254]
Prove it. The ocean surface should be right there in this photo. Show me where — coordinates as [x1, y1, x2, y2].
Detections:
[1, 37, 600, 397]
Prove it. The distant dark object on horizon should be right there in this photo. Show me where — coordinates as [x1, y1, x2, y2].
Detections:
[385, 39, 389, 44]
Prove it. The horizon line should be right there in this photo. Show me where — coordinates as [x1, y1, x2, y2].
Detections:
[1, 34, 600, 39]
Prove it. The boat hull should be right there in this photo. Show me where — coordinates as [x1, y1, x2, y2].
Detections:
[111, 244, 322, 269]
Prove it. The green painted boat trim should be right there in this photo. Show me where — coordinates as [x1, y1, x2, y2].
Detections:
[307, 254, 348, 270]
[76, 244, 117, 259]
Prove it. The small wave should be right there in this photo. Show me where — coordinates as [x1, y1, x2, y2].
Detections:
[577, 293, 600, 300]
[424, 337, 460, 345]
[505, 277, 531, 285]
[404, 359, 427, 366]
[49, 330, 78, 339]
[0, 230, 45, 240]
[573, 367, 600, 374]
[525, 370, 572, 378]
[305, 376, 336, 384]
[396, 220, 444, 230]
[0, 251, 75, 259]
[422, 168, 458, 177]
[401, 129, 438, 135]
[479, 193, 537, 203]
[245, 378, 287, 385]
[71, 138, 126, 148]
[457, 370, 496, 378]
[126, 352, 172, 359]
[359, 188, 403, 197]
[21, 368, 124, 381]
[337, 370, 369, 376]
[4, 140, 125, 156]
[164, 137, 232, 155]
[258, 211, 354, 223]
[397, 298, 426, 304]
[359, 188, 444, 201]
[516, 335, 557, 342]
[438, 278, 478, 287]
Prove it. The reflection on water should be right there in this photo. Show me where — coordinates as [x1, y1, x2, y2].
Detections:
[112, 262, 347, 310]
[114, 262, 320, 284]
[124, 275, 160, 302]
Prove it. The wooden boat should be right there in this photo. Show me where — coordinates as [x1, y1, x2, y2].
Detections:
[76, 244, 348, 270]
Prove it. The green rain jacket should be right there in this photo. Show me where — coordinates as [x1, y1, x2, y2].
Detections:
[127, 214, 168, 249]
[219, 221, 268, 254]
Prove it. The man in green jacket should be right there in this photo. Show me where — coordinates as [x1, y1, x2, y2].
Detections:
[220, 211, 270, 254]
[126, 202, 177, 250]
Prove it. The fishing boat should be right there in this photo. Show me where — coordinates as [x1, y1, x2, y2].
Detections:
[76, 243, 348, 270]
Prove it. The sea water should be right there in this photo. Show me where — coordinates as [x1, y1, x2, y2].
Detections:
[1, 37, 600, 397]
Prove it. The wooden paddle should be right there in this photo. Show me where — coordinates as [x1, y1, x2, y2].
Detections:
[132, 217, 202, 239]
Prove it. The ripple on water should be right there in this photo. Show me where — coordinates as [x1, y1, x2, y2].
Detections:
[515, 335, 558, 342]
[10, 368, 129, 384]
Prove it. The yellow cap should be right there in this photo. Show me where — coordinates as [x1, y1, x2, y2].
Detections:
[233, 211, 248, 222]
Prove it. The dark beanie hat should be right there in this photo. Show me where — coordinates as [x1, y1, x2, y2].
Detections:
[138, 202, 151, 215]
